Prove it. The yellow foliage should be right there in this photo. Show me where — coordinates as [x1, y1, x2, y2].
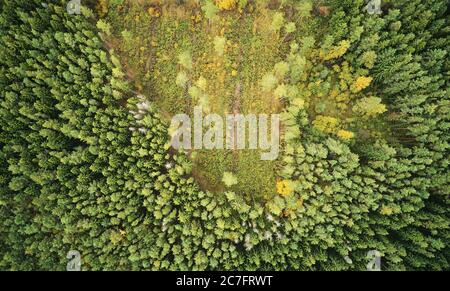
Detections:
[292, 98, 305, 109]
[148, 7, 161, 18]
[215, 0, 236, 10]
[110, 231, 123, 244]
[312, 115, 339, 134]
[351, 76, 372, 93]
[296, 197, 303, 209]
[283, 209, 291, 217]
[330, 89, 339, 99]
[322, 40, 350, 61]
[96, 0, 109, 18]
[191, 13, 202, 23]
[276, 180, 294, 197]
[337, 103, 348, 111]
[335, 92, 350, 102]
[337, 130, 355, 140]
[196, 77, 207, 91]
[380, 205, 393, 216]
[337, 62, 353, 89]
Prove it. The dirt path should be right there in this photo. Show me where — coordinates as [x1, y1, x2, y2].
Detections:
[231, 81, 242, 169]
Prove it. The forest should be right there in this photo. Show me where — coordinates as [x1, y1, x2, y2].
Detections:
[0, 0, 448, 271]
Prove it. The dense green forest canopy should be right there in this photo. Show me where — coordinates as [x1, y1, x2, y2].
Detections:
[0, 0, 448, 270]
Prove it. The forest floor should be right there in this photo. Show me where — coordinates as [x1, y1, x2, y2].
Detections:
[106, 2, 295, 200]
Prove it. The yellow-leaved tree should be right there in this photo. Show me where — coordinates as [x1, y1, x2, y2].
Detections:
[312, 115, 339, 134]
[337, 130, 355, 141]
[215, 0, 236, 10]
[322, 40, 350, 61]
[351, 76, 373, 93]
[276, 180, 294, 196]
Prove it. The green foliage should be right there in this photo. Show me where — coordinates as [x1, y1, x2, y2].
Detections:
[285, 22, 296, 34]
[359, 51, 377, 69]
[274, 61, 290, 80]
[295, 0, 313, 19]
[260, 73, 278, 92]
[222, 172, 238, 187]
[352, 97, 387, 118]
[176, 71, 189, 88]
[271, 12, 285, 32]
[0, 0, 448, 272]
[202, 0, 219, 22]
[178, 50, 193, 70]
[96, 19, 112, 36]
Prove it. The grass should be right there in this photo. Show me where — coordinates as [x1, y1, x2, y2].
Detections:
[106, 1, 290, 201]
